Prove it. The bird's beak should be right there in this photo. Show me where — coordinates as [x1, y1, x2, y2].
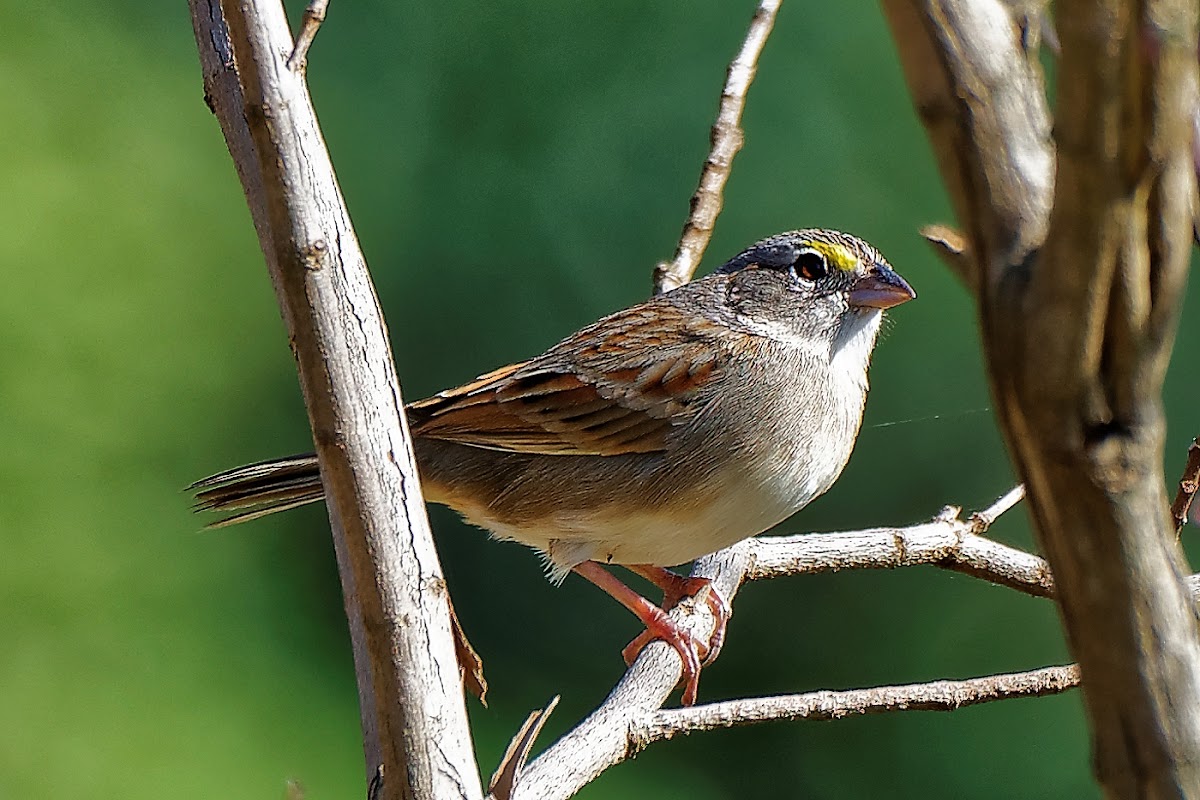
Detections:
[848, 264, 916, 309]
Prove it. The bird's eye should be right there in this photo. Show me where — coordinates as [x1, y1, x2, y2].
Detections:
[793, 249, 829, 281]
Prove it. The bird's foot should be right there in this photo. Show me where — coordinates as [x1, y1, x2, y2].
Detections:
[573, 561, 718, 705]
[627, 566, 731, 665]
[618, 606, 706, 705]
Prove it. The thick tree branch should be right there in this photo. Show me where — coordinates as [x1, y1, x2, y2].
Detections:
[653, 0, 781, 294]
[885, 0, 1200, 794]
[188, 3, 480, 798]
[1020, 5, 1200, 792]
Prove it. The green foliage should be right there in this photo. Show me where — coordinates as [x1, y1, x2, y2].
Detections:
[5, 1, 1196, 797]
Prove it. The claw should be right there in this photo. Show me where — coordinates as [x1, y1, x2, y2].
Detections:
[619, 609, 705, 706]
[628, 566, 731, 665]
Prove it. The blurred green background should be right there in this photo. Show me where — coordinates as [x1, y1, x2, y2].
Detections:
[4, 1, 1198, 797]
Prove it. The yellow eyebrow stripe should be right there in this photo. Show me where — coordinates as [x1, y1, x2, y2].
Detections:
[803, 241, 859, 273]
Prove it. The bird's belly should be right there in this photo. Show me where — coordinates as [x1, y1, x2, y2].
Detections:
[473, 499, 764, 579]
[451, 459, 824, 582]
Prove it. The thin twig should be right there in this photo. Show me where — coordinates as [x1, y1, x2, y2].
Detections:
[652, 0, 782, 294]
[287, 0, 329, 72]
[1172, 437, 1200, 535]
[632, 664, 1080, 746]
[969, 484, 1027, 532]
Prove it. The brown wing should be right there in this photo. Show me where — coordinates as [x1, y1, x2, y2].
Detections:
[406, 302, 722, 456]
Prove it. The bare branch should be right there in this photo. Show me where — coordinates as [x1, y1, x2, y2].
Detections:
[969, 484, 1026, 531]
[653, 0, 781, 294]
[502, 544, 753, 800]
[748, 488, 1053, 599]
[1009, 2, 1200, 792]
[287, 0, 329, 72]
[632, 664, 1080, 746]
[188, 2, 479, 798]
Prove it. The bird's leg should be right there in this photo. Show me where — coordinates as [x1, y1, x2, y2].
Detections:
[625, 564, 731, 666]
[572, 560, 705, 705]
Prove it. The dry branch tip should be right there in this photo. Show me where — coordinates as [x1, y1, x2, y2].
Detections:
[1172, 437, 1200, 536]
[969, 485, 1027, 534]
[920, 223, 976, 291]
[286, 0, 329, 72]
[653, 0, 782, 294]
[489, 696, 560, 800]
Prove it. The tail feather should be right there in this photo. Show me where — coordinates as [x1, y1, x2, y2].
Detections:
[193, 474, 324, 511]
[189, 454, 324, 527]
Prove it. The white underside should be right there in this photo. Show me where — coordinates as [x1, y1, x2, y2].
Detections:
[472, 460, 822, 583]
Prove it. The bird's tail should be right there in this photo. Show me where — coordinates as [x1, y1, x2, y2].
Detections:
[189, 455, 324, 527]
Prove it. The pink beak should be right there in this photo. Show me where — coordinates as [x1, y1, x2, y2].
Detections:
[848, 265, 916, 309]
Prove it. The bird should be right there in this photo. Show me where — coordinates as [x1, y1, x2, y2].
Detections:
[191, 229, 915, 705]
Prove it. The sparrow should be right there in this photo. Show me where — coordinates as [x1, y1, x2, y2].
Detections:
[191, 229, 916, 704]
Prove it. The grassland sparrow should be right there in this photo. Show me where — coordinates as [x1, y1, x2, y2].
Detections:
[192, 229, 915, 704]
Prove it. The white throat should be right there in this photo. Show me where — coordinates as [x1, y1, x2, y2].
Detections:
[831, 309, 883, 391]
